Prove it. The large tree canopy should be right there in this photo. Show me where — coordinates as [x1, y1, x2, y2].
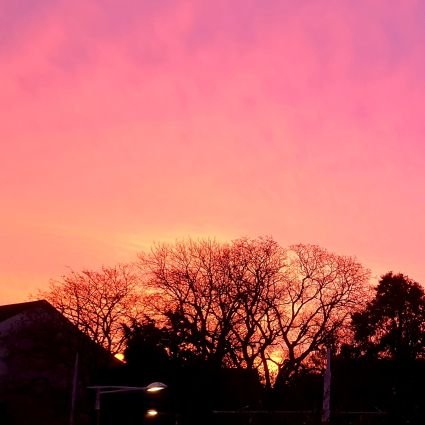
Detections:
[273, 244, 369, 384]
[351, 272, 425, 361]
[137, 237, 284, 388]
[137, 238, 369, 386]
[38, 237, 370, 386]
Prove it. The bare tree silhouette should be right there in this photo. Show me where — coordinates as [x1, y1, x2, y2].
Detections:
[39, 264, 142, 354]
[137, 238, 369, 386]
[273, 244, 369, 384]
[37, 237, 369, 385]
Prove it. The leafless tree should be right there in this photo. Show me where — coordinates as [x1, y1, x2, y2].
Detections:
[222, 237, 285, 389]
[138, 237, 285, 387]
[273, 244, 370, 384]
[138, 239, 369, 386]
[139, 238, 237, 365]
[39, 264, 142, 354]
[39, 238, 369, 386]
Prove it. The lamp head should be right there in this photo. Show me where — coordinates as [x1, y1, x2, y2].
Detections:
[145, 382, 168, 393]
[145, 409, 159, 417]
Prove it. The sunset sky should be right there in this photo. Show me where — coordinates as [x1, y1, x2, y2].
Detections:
[1, 0, 425, 303]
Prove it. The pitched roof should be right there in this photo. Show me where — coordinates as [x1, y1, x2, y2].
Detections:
[0, 299, 119, 364]
[0, 300, 52, 323]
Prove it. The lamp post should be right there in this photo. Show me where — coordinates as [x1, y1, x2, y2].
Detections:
[321, 347, 331, 425]
[88, 382, 168, 425]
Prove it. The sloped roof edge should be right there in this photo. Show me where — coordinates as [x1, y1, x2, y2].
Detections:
[0, 300, 52, 323]
[0, 299, 121, 367]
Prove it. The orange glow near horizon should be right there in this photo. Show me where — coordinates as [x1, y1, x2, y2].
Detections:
[1, 1, 425, 303]
[114, 353, 125, 362]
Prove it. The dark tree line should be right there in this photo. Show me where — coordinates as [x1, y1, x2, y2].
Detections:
[36, 249, 425, 423]
[39, 237, 372, 387]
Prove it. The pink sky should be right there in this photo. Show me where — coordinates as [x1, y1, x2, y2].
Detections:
[1, 0, 425, 303]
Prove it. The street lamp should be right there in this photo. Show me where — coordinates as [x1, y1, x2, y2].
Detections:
[146, 409, 159, 418]
[88, 382, 168, 424]
[145, 382, 168, 393]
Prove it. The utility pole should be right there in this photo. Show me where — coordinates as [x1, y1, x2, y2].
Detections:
[321, 347, 331, 425]
[69, 352, 79, 425]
